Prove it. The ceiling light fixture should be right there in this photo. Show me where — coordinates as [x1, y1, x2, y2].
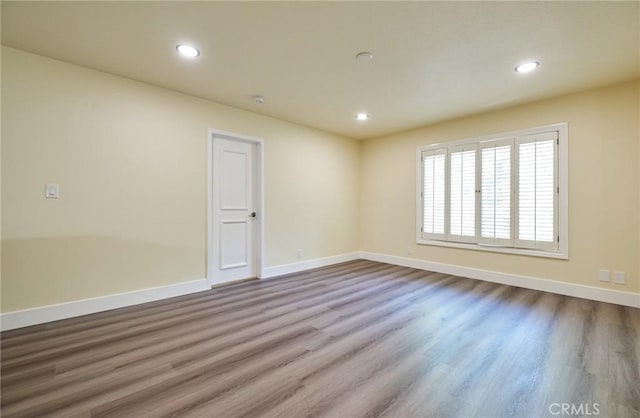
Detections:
[515, 61, 539, 73]
[355, 113, 369, 121]
[176, 44, 200, 58]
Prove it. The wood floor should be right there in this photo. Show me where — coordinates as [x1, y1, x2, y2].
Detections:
[2, 260, 639, 418]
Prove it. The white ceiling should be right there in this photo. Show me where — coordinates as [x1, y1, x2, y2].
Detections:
[2, 1, 639, 139]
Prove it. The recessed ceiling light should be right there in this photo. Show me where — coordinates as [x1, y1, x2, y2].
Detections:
[515, 61, 539, 73]
[356, 52, 374, 62]
[176, 44, 200, 58]
[355, 113, 369, 121]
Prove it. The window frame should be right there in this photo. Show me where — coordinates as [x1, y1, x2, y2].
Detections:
[416, 122, 568, 260]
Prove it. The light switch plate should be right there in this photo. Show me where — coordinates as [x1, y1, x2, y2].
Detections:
[45, 183, 60, 198]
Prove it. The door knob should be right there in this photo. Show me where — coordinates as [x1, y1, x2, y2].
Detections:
[249, 212, 257, 218]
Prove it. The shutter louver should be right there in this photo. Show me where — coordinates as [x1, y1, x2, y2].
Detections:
[480, 141, 512, 244]
[422, 149, 446, 238]
[516, 132, 558, 250]
[449, 146, 476, 241]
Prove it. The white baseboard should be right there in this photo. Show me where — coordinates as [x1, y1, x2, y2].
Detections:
[261, 252, 360, 279]
[0, 279, 209, 331]
[359, 251, 640, 308]
[4, 251, 637, 331]
[1, 251, 361, 331]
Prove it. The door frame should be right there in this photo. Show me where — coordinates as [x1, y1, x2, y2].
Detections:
[207, 129, 265, 287]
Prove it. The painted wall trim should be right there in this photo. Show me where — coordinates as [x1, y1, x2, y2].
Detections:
[0, 252, 359, 330]
[262, 252, 361, 279]
[4, 250, 637, 331]
[359, 251, 640, 308]
[0, 279, 209, 331]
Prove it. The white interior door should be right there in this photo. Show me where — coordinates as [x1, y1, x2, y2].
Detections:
[211, 136, 258, 284]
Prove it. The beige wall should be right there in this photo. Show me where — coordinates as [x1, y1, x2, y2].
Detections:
[361, 80, 640, 294]
[2, 45, 638, 315]
[1, 47, 360, 312]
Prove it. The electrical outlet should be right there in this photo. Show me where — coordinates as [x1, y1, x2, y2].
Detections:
[407, 245, 413, 255]
[613, 272, 626, 285]
[598, 270, 610, 282]
[296, 249, 304, 259]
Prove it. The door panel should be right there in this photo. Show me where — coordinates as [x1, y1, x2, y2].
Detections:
[212, 136, 257, 283]
[221, 150, 249, 209]
[220, 220, 248, 269]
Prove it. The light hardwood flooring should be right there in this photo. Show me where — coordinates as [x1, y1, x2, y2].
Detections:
[2, 260, 639, 417]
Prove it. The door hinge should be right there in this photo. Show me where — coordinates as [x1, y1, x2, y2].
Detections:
[557, 187, 559, 194]
[557, 235, 560, 243]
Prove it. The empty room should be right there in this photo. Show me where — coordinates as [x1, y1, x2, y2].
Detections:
[1, 1, 639, 417]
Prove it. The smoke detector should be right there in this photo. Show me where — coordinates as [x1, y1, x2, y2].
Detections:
[356, 52, 374, 62]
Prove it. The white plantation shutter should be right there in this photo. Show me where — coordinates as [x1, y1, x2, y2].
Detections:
[449, 145, 477, 241]
[516, 132, 558, 250]
[422, 149, 446, 239]
[480, 140, 513, 245]
[417, 124, 565, 257]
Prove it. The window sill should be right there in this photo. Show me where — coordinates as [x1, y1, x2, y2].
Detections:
[416, 239, 568, 260]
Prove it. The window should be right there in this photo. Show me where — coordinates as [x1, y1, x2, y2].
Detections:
[417, 123, 567, 258]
